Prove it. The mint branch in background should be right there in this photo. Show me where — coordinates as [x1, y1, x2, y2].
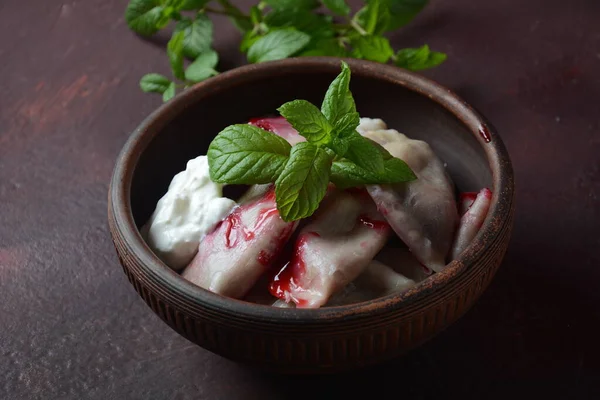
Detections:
[353, 35, 394, 63]
[162, 82, 176, 102]
[322, 0, 351, 16]
[174, 13, 213, 59]
[125, 0, 447, 101]
[167, 31, 186, 80]
[185, 49, 219, 82]
[395, 44, 447, 71]
[180, 0, 210, 10]
[265, 0, 320, 10]
[125, 0, 164, 36]
[247, 28, 311, 63]
[139, 74, 172, 93]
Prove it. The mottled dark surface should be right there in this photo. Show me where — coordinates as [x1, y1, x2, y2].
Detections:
[1, 0, 599, 399]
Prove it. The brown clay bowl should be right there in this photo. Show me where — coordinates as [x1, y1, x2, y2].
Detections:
[108, 57, 515, 373]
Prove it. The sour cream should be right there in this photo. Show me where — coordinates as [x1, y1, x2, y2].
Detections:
[142, 156, 236, 270]
[356, 117, 387, 135]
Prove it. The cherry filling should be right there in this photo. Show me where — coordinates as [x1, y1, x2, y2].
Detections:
[358, 214, 390, 232]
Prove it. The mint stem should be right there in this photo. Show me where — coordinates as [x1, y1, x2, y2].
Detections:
[349, 19, 367, 36]
[215, 0, 250, 20]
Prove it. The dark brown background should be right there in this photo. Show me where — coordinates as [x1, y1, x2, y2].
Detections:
[1, 0, 599, 399]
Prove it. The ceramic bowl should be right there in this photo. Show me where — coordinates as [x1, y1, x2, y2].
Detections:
[108, 57, 515, 373]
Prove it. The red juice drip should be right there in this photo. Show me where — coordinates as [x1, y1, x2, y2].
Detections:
[259, 187, 277, 203]
[268, 235, 310, 304]
[255, 223, 294, 267]
[345, 187, 370, 198]
[458, 192, 478, 215]
[224, 212, 241, 248]
[257, 250, 270, 266]
[223, 209, 255, 249]
[255, 207, 278, 230]
[248, 116, 285, 132]
[254, 201, 296, 267]
[459, 192, 478, 202]
[358, 214, 390, 232]
[478, 125, 492, 143]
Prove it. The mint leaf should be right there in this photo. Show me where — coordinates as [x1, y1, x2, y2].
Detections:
[322, 0, 350, 16]
[321, 61, 356, 126]
[250, 5, 262, 25]
[331, 156, 416, 189]
[240, 31, 261, 53]
[185, 50, 219, 82]
[247, 28, 310, 63]
[331, 136, 349, 157]
[265, 9, 334, 40]
[300, 38, 348, 57]
[395, 45, 447, 71]
[354, 35, 394, 63]
[264, 0, 319, 10]
[164, 0, 186, 9]
[218, 0, 253, 32]
[207, 124, 292, 184]
[140, 73, 171, 93]
[384, 0, 428, 31]
[162, 82, 176, 102]
[343, 132, 385, 174]
[125, 0, 164, 36]
[156, 7, 174, 29]
[174, 14, 213, 59]
[355, 0, 391, 35]
[364, 0, 380, 33]
[332, 112, 360, 138]
[180, 0, 209, 10]
[278, 100, 333, 145]
[331, 137, 416, 188]
[167, 31, 186, 80]
[350, 47, 363, 59]
[275, 142, 333, 222]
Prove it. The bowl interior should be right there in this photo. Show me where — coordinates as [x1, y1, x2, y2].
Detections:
[131, 68, 492, 230]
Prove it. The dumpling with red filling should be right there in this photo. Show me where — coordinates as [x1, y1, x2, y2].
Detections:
[269, 189, 390, 308]
[450, 188, 492, 259]
[182, 185, 299, 298]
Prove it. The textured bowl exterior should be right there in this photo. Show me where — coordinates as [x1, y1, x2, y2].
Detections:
[108, 57, 515, 373]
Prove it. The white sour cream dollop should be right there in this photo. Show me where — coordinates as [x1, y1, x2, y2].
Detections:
[142, 156, 236, 270]
[356, 117, 387, 135]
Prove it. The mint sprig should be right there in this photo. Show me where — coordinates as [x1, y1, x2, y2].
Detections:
[126, 0, 448, 102]
[207, 62, 416, 222]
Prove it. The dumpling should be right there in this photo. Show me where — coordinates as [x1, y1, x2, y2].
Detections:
[359, 120, 459, 272]
[375, 245, 433, 282]
[450, 188, 492, 259]
[459, 192, 478, 216]
[182, 185, 299, 298]
[269, 189, 390, 308]
[326, 260, 416, 306]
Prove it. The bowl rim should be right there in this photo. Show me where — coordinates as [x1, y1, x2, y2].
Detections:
[108, 57, 514, 323]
